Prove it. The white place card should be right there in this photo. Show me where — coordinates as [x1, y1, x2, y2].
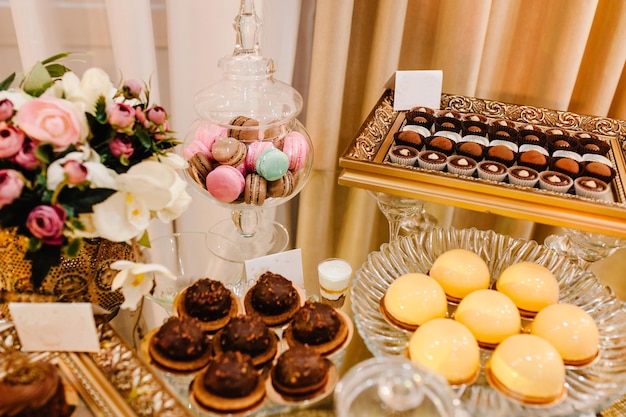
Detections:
[9, 302, 100, 352]
[393, 70, 443, 111]
[245, 248, 305, 290]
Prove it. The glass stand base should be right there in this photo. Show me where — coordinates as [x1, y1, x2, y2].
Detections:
[209, 218, 290, 259]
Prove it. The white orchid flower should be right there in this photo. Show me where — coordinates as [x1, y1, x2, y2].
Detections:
[152, 152, 188, 170]
[0, 89, 32, 110]
[110, 260, 176, 310]
[88, 160, 191, 242]
[46, 145, 118, 190]
[61, 68, 116, 115]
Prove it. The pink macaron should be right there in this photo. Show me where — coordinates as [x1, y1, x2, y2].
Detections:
[205, 164, 245, 203]
[282, 131, 310, 171]
[245, 140, 274, 172]
[183, 122, 226, 161]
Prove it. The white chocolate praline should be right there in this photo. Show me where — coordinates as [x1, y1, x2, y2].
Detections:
[530, 303, 599, 366]
[487, 334, 566, 405]
[496, 262, 559, 315]
[429, 249, 490, 301]
[454, 289, 521, 347]
[382, 273, 447, 328]
[408, 318, 480, 385]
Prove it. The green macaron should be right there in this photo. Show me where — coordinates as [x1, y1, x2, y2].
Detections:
[256, 148, 289, 181]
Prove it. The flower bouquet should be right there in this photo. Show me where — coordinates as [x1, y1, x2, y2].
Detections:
[0, 53, 191, 291]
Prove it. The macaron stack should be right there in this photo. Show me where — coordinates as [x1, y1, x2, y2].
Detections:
[185, 116, 311, 205]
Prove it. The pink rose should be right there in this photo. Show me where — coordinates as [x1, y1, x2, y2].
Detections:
[109, 136, 134, 159]
[124, 79, 142, 97]
[0, 123, 25, 158]
[0, 169, 24, 209]
[14, 96, 83, 152]
[64, 160, 88, 184]
[107, 102, 135, 129]
[12, 140, 39, 170]
[26, 205, 66, 245]
[0, 99, 14, 122]
[146, 106, 167, 125]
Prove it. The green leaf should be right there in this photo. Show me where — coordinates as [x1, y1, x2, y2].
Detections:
[137, 230, 151, 248]
[35, 143, 54, 164]
[58, 187, 116, 213]
[0, 72, 16, 91]
[65, 238, 82, 257]
[135, 128, 153, 149]
[25, 243, 62, 289]
[22, 61, 53, 97]
[41, 52, 71, 65]
[45, 63, 72, 78]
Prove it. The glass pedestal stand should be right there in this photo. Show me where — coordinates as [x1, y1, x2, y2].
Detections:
[544, 228, 626, 270]
[369, 191, 438, 241]
[210, 209, 289, 260]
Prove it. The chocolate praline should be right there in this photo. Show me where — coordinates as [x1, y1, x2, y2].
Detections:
[203, 351, 259, 398]
[271, 346, 329, 397]
[183, 278, 233, 321]
[152, 316, 209, 361]
[290, 301, 341, 345]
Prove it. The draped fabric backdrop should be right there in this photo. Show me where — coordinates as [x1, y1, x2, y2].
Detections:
[2, 0, 625, 310]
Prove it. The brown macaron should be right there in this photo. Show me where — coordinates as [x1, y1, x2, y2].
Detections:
[267, 171, 295, 198]
[245, 173, 268, 205]
[187, 152, 213, 186]
[212, 137, 247, 166]
[229, 116, 260, 142]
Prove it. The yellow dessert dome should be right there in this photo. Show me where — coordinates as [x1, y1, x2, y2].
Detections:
[381, 273, 448, 331]
[530, 303, 599, 366]
[487, 334, 566, 405]
[429, 249, 490, 302]
[407, 318, 480, 386]
[496, 261, 559, 316]
[454, 289, 521, 348]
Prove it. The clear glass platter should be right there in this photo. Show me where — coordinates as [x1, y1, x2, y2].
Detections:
[351, 227, 626, 417]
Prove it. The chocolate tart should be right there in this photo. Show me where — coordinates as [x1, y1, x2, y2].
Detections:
[243, 271, 304, 327]
[269, 346, 333, 400]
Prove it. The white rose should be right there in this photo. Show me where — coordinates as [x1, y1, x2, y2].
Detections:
[0, 89, 32, 110]
[61, 68, 116, 115]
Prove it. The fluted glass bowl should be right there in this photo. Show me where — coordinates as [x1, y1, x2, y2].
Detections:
[351, 227, 626, 417]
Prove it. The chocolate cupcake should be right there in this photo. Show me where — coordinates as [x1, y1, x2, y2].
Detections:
[582, 161, 616, 183]
[477, 161, 508, 182]
[447, 155, 477, 177]
[485, 143, 517, 167]
[456, 140, 486, 161]
[244, 271, 302, 327]
[488, 124, 519, 144]
[283, 301, 350, 356]
[213, 314, 278, 370]
[270, 346, 330, 399]
[574, 176, 612, 201]
[148, 316, 213, 373]
[517, 145, 549, 171]
[539, 171, 573, 193]
[426, 135, 456, 156]
[175, 278, 239, 333]
[508, 166, 539, 188]
[394, 130, 424, 150]
[417, 150, 448, 171]
[191, 351, 265, 414]
[389, 145, 419, 166]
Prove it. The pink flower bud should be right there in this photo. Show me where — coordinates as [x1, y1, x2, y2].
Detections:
[109, 136, 134, 159]
[107, 102, 135, 129]
[0, 169, 24, 209]
[12, 140, 39, 170]
[27, 205, 66, 245]
[64, 160, 88, 184]
[146, 106, 167, 125]
[124, 79, 142, 97]
[0, 123, 25, 158]
[135, 107, 148, 127]
[0, 99, 14, 122]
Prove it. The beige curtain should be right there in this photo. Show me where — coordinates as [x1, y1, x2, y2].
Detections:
[297, 0, 626, 303]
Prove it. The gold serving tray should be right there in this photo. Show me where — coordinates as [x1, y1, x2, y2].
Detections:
[338, 89, 626, 238]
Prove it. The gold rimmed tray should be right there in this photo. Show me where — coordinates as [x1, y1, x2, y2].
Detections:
[338, 89, 626, 237]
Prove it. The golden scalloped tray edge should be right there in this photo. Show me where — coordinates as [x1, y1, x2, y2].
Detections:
[339, 89, 626, 238]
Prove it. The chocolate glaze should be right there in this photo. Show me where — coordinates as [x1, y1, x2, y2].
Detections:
[291, 301, 341, 345]
[250, 272, 298, 315]
[183, 278, 232, 321]
[272, 345, 328, 389]
[202, 351, 259, 398]
[152, 316, 209, 360]
[219, 314, 273, 355]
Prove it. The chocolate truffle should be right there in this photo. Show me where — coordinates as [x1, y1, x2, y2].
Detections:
[284, 301, 350, 356]
[457, 141, 484, 160]
[552, 157, 581, 178]
[149, 316, 212, 372]
[214, 314, 278, 369]
[583, 161, 615, 182]
[486, 145, 516, 166]
[192, 351, 265, 414]
[395, 130, 423, 149]
[427, 136, 455, 155]
[244, 271, 301, 326]
[517, 150, 548, 170]
[271, 346, 329, 398]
